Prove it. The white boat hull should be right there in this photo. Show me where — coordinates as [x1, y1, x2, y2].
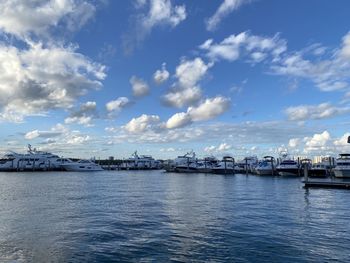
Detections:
[256, 169, 276, 176]
[61, 163, 103, 172]
[334, 169, 350, 178]
[277, 169, 300, 177]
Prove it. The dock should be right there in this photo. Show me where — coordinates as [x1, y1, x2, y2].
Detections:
[303, 180, 350, 189]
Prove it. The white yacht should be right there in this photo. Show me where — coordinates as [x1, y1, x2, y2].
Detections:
[235, 156, 258, 173]
[121, 151, 160, 170]
[276, 159, 300, 176]
[256, 156, 277, 176]
[212, 156, 235, 174]
[0, 145, 72, 171]
[333, 154, 350, 178]
[309, 163, 329, 177]
[164, 151, 197, 172]
[60, 159, 103, 172]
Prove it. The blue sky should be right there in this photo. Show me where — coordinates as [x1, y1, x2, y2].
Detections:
[1, 0, 350, 159]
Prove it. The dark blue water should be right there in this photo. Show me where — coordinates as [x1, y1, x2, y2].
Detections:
[0, 171, 349, 262]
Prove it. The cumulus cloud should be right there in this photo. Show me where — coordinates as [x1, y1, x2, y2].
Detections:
[304, 131, 331, 151]
[285, 103, 350, 121]
[163, 57, 212, 108]
[0, 43, 105, 122]
[206, 0, 250, 31]
[64, 101, 98, 127]
[165, 96, 231, 129]
[0, 0, 96, 39]
[205, 142, 232, 153]
[123, 0, 186, 54]
[199, 31, 287, 63]
[288, 138, 300, 148]
[124, 114, 161, 133]
[166, 112, 192, 129]
[153, 63, 169, 84]
[334, 133, 350, 147]
[130, 76, 150, 97]
[187, 96, 231, 121]
[141, 0, 186, 31]
[106, 97, 131, 113]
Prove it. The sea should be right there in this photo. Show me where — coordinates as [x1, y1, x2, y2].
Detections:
[0, 170, 349, 262]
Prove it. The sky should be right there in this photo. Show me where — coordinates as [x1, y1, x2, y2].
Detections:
[1, 0, 350, 159]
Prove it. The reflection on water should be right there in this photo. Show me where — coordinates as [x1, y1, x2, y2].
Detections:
[0, 171, 350, 262]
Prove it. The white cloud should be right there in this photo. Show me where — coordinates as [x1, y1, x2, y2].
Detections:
[123, 0, 186, 54]
[288, 138, 300, 148]
[166, 112, 192, 129]
[285, 103, 350, 121]
[204, 142, 232, 153]
[206, 0, 250, 31]
[165, 96, 231, 129]
[163, 86, 202, 108]
[142, 0, 186, 31]
[106, 97, 130, 112]
[65, 116, 94, 126]
[153, 63, 169, 84]
[130, 76, 150, 97]
[124, 114, 161, 133]
[334, 133, 350, 147]
[272, 32, 350, 92]
[64, 101, 98, 127]
[340, 31, 350, 59]
[0, 0, 96, 39]
[187, 96, 231, 121]
[25, 130, 63, 140]
[0, 42, 105, 123]
[305, 131, 330, 149]
[163, 57, 212, 108]
[66, 134, 90, 145]
[199, 31, 287, 62]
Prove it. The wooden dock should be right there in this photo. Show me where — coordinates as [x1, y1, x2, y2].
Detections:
[303, 180, 350, 189]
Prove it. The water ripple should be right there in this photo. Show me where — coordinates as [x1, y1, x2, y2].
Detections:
[0, 171, 350, 262]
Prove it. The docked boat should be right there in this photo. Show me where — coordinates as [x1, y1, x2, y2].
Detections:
[256, 156, 277, 176]
[60, 159, 103, 172]
[309, 163, 330, 177]
[164, 151, 197, 172]
[195, 156, 219, 173]
[276, 154, 301, 176]
[333, 154, 350, 178]
[0, 145, 72, 171]
[121, 151, 161, 170]
[235, 156, 258, 174]
[212, 156, 235, 174]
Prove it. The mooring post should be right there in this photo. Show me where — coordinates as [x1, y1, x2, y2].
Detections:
[304, 162, 309, 182]
[271, 157, 274, 176]
[224, 159, 227, 174]
[245, 158, 248, 175]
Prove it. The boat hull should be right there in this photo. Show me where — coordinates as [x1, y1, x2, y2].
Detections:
[175, 166, 199, 173]
[61, 164, 103, 172]
[334, 169, 350, 178]
[212, 169, 234, 175]
[309, 169, 328, 177]
[277, 168, 300, 177]
[256, 169, 276, 176]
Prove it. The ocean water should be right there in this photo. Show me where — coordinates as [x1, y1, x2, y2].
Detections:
[0, 170, 349, 262]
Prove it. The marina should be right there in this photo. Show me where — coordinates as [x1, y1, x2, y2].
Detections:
[2, 145, 350, 191]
